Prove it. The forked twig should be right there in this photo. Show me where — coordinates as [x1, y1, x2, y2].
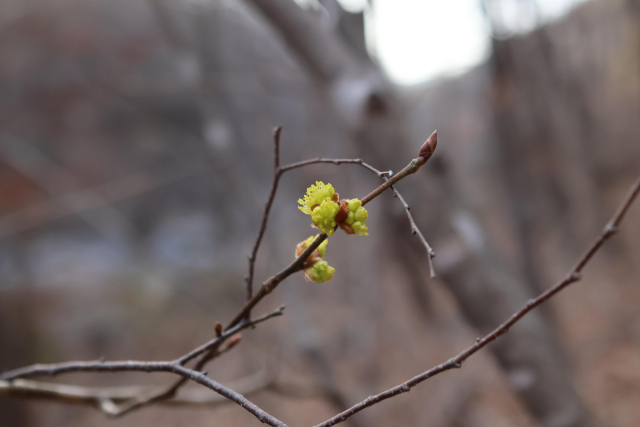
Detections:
[1, 308, 286, 423]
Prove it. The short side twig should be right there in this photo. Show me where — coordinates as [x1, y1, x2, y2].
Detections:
[313, 175, 640, 427]
[380, 171, 436, 277]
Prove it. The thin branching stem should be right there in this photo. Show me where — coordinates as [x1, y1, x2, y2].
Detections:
[246, 126, 283, 301]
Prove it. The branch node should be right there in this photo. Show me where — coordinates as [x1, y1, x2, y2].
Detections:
[604, 223, 619, 235]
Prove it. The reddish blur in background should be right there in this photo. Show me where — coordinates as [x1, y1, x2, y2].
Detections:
[1, 1, 640, 427]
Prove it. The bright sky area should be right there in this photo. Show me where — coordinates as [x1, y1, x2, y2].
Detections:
[335, 0, 589, 85]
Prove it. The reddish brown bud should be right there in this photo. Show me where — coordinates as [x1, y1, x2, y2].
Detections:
[214, 322, 222, 337]
[339, 222, 355, 235]
[334, 200, 349, 223]
[418, 130, 437, 160]
[226, 333, 242, 350]
[295, 239, 323, 267]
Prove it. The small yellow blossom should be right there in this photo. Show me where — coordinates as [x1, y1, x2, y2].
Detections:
[298, 181, 336, 214]
[306, 260, 335, 283]
[311, 199, 339, 236]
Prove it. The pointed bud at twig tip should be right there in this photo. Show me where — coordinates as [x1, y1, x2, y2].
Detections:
[214, 322, 223, 337]
[418, 130, 438, 161]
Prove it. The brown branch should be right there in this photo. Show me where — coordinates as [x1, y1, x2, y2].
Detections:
[246, 126, 283, 301]
[4, 360, 287, 427]
[313, 175, 640, 427]
[101, 307, 285, 417]
[0, 369, 276, 411]
[1, 307, 286, 421]
[383, 178, 436, 277]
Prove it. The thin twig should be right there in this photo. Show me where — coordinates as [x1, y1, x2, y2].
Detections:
[380, 171, 436, 278]
[227, 233, 327, 330]
[3, 360, 287, 427]
[246, 126, 283, 301]
[94, 306, 285, 417]
[0, 368, 277, 411]
[313, 175, 640, 427]
[180, 307, 285, 365]
[1, 307, 285, 418]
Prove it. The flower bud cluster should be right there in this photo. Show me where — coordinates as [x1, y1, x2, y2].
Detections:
[296, 235, 334, 283]
[344, 198, 369, 236]
[298, 181, 369, 237]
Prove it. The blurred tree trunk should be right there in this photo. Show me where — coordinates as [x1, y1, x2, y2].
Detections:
[245, 1, 596, 426]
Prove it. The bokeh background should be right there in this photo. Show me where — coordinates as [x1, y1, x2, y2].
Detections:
[1, 0, 640, 426]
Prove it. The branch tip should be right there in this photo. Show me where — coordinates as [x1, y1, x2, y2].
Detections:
[418, 130, 437, 161]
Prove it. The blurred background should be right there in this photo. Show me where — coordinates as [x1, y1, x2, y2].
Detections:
[1, 0, 640, 426]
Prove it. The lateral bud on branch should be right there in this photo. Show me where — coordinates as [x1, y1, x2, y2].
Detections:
[418, 130, 438, 161]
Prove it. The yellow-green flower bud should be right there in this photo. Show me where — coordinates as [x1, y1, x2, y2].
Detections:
[311, 199, 339, 236]
[318, 238, 328, 257]
[347, 198, 361, 211]
[306, 260, 335, 283]
[298, 181, 336, 214]
[354, 206, 368, 222]
[351, 221, 368, 236]
[344, 198, 368, 235]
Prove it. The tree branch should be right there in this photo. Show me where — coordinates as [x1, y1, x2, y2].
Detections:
[0, 369, 275, 411]
[313, 175, 640, 427]
[2, 361, 288, 427]
[1, 308, 286, 421]
[246, 126, 283, 301]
